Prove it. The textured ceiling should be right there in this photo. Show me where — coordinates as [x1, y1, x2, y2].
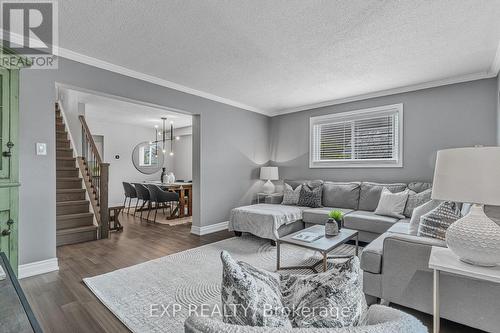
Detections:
[58, 1, 500, 115]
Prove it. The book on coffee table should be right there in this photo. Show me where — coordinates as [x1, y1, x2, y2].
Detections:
[291, 231, 323, 243]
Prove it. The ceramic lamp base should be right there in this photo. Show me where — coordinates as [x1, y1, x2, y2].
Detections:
[262, 180, 275, 194]
[446, 204, 500, 267]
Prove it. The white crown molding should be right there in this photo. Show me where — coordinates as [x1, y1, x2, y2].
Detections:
[271, 71, 497, 116]
[18, 257, 59, 279]
[191, 221, 228, 236]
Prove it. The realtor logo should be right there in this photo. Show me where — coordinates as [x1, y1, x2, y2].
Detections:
[1, 1, 58, 68]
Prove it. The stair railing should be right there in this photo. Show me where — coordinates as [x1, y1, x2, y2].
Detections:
[78, 115, 109, 239]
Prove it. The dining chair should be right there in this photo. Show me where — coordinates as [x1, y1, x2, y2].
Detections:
[133, 183, 151, 220]
[147, 184, 180, 223]
[122, 182, 137, 214]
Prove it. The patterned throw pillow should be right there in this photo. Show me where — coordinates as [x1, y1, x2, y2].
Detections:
[418, 201, 461, 240]
[280, 257, 367, 328]
[220, 251, 291, 328]
[281, 183, 302, 205]
[297, 184, 322, 208]
[404, 189, 432, 218]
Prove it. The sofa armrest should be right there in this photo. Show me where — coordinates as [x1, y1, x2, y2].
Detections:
[264, 194, 283, 204]
[380, 234, 445, 301]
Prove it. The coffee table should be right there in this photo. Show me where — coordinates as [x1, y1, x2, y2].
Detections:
[276, 224, 358, 273]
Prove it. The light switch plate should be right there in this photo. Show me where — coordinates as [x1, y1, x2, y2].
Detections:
[36, 142, 47, 155]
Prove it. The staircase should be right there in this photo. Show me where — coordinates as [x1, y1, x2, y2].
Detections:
[55, 106, 98, 246]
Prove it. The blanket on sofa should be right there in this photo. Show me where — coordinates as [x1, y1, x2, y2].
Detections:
[229, 204, 304, 240]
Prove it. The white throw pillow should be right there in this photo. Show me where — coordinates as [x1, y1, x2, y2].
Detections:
[408, 199, 442, 235]
[281, 183, 302, 205]
[374, 187, 409, 218]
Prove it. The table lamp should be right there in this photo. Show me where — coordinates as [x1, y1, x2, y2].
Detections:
[432, 147, 500, 266]
[260, 167, 279, 194]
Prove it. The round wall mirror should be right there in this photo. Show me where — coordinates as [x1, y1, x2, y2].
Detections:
[132, 141, 165, 174]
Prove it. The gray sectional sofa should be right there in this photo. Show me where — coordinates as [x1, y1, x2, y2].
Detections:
[263, 180, 431, 242]
[231, 179, 500, 332]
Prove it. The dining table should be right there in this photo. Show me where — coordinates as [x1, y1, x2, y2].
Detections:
[143, 181, 192, 218]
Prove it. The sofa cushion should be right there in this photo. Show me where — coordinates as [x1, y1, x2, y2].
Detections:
[322, 181, 361, 210]
[374, 188, 409, 218]
[358, 182, 407, 211]
[387, 221, 410, 234]
[302, 207, 353, 225]
[281, 183, 302, 205]
[360, 233, 390, 274]
[343, 210, 399, 234]
[418, 201, 461, 241]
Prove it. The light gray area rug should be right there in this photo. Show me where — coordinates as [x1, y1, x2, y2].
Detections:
[83, 235, 357, 333]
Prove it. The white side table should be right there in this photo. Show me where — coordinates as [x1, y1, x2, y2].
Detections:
[256, 192, 281, 204]
[428, 246, 500, 333]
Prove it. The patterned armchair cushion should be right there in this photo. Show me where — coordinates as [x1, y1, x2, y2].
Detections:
[220, 251, 291, 328]
[280, 256, 367, 328]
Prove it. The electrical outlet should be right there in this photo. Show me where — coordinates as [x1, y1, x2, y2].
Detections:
[36, 142, 47, 155]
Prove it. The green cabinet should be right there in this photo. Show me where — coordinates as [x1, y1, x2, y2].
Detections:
[0, 64, 20, 273]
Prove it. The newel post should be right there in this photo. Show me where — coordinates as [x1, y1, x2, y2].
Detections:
[99, 163, 110, 238]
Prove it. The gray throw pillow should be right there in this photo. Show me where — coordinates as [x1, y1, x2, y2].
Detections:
[281, 183, 302, 205]
[374, 188, 409, 218]
[418, 201, 461, 240]
[297, 184, 322, 208]
[404, 189, 432, 218]
[280, 257, 367, 328]
[220, 251, 291, 328]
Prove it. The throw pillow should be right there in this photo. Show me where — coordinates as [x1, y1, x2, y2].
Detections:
[403, 189, 432, 218]
[220, 251, 291, 328]
[418, 201, 461, 240]
[374, 187, 409, 219]
[281, 183, 302, 205]
[297, 184, 322, 208]
[280, 257, 367, 328]
[408, 199, 441, 235]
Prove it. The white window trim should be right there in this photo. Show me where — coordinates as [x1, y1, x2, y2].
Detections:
[309, 103, 403, 168]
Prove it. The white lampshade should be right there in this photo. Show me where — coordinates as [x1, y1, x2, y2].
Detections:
[260, 166, 279, 180]
[432, 147, 500, 206]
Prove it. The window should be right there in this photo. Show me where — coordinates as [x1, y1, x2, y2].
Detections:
[309, 104, 403, 168]
[139, 144, 159, 167]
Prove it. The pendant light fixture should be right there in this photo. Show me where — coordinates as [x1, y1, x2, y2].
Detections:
[151, 117, 176, 156]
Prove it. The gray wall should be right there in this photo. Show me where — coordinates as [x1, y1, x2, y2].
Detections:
[19, 57, 269, 265]
[497, 74, 500, 145]
[269, 78, 498, 183]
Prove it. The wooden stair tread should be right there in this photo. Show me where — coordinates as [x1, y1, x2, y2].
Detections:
[57, 177, 82, 181]
[56, 200, 89, 206]
[57, 156, 75, 160]
[57, 212, 93, 219]
[57, 167, 78, 170]
[56, 148, 72, 151]
[56, 188, 85, 193]
[56, 225, 97, 235]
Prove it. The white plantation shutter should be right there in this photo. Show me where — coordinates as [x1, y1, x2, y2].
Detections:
[310, 104, 402, 167]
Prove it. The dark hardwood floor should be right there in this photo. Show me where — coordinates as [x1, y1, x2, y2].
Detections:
[20, 213, 232, 333]
[20, 213, 483, 333]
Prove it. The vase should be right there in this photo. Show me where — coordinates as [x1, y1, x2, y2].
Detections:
[325, 218, 339, 236]
[160, 167, 166, 183]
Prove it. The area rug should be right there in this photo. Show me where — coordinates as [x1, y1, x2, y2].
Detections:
[83, 235, 358, 333]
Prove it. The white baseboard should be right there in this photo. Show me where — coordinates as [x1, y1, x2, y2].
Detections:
[18, 257, 59, 279]
[191, 221, 229, 236]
